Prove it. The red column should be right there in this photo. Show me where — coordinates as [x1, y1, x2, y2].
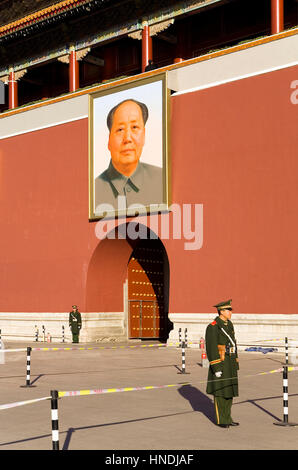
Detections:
[142, 21, 152, 72]
[69, 48, 79, 92]
[174, 21, 186, 64]
[8, 69, 18, 110]
[271, 0, 284, 34]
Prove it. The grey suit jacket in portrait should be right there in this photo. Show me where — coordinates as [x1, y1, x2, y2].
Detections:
[94, 161, 163, 213]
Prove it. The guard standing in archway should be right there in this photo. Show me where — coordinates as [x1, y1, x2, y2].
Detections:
[69, 305, 82, 343]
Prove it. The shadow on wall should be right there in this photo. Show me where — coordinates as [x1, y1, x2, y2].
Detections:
[85, 231, 132, 312]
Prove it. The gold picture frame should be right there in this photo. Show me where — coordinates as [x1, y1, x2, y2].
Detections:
[88, 72, 171, 220]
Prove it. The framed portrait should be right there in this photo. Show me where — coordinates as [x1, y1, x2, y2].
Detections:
[88, 72, 170, 219]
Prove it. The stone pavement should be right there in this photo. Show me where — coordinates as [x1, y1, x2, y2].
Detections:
[0, 339, 297, 451]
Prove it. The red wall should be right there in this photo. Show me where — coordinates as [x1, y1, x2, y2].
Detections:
[168, 64, 298, 314]
[0, 64, 297, 314]
[0, 120, 97, 311]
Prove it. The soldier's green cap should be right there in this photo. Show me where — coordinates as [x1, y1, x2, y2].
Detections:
[213, 299, 232, 311]
[72, 305, 77, 308]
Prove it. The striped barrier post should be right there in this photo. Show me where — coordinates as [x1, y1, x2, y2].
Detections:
[20, 347, 36, 388]
[184, 328, 188, 348]
[285, 337, 289, 365]
[181, 341, 186, 373]
[26, 347, 31, 386]
[274, 366, 298, 427]
[177, 341, 190, 375]
[35, 325, 39, 342]
[0, 329, 1, 341]
[42, 325, 45, 342]
[62, 325, 65, 343]
[50, 390, 59, 450]
[178, 328, 182, 348]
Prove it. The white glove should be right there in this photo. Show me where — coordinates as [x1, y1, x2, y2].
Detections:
[215, 371, 222, 378]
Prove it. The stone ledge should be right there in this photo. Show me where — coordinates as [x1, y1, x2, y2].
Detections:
[167, 313, 298, 349]
[0, 312, 126, 343]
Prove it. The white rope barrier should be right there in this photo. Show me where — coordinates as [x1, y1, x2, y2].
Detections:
[0, 366, 297, 411]
[0, 395, 51, 411]
[58, 366, 298, 399]
[58, 382, 188, 398]
[2, 343, 167, 353]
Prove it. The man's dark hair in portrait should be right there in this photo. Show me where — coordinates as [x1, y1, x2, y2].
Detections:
[106, 99, 149, 132]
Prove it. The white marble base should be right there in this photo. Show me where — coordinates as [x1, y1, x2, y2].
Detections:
[0, 312, 127, 343]
[167, 313, 298, 351]
[1, 312, 298, 351]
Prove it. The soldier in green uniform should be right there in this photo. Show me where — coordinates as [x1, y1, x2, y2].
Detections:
[69, 305, 82, 343]
[205, 299, 239, 428]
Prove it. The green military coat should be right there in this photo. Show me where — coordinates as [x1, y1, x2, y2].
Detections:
[69, 310, 82, 334]
[205, 316, 239, 398]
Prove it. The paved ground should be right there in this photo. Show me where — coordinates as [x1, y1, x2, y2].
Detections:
[0, 339, 297, 452]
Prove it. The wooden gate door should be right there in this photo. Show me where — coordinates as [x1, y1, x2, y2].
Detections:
[128, 240, 166, 339]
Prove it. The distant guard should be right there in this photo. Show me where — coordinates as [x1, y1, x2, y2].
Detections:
[69, 305, 82, 343]
[205, 299, 239, 428]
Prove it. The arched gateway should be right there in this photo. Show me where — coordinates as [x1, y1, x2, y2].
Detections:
[86, 224, 171, 342]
